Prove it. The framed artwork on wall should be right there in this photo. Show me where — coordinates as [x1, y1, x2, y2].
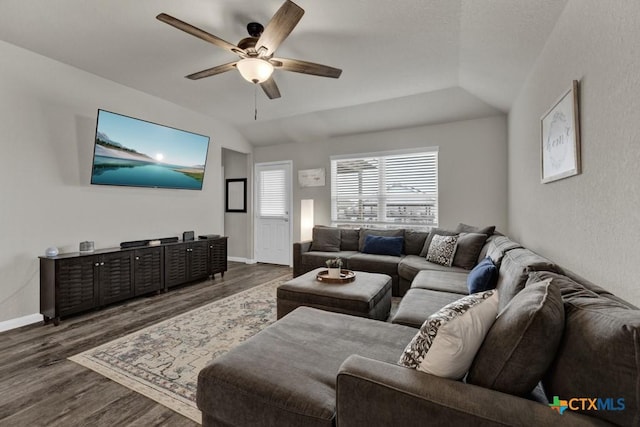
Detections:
[298, 168, 326, 187]
[226, 178, 247, 212]
[540, 80, 581, 184]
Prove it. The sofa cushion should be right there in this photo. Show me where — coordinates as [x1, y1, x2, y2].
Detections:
[426, 234, 459, 267]
[455, 223, 496, 236]
[398, 255, 468, 283]
[404, 230, 429, 255]
[542, 295, 640, 426]
[452, 232, 489, 270]
[411, 269, 469, 295]
[495, 248, 560, 311]
[467, 257, 498, 294]
[392, 289, 464, 328]
[301, 251, 359, 268]
[310, 226, 341, 252]
[358, 228, 404, 252]
[398, 290, 498, 379]
[362, 235, 404, 257]
[468, 278, 564, 396]
[527, 270, 600, 300]
[347, 253, 403, 276]
[419, 228, 457, 257]
[486, 235, 523, 266]
[339, 228, 360, 251]
[197, 307, 416, 427]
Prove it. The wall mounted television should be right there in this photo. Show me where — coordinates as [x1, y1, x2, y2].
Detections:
[90, 109, 210, 190]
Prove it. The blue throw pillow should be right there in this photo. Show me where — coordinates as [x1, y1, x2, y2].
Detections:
[467, 257, 498, 294]
[362, 235, 404, 257]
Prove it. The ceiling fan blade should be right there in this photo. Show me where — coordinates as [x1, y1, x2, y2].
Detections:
[256, 1, 304, 55]
[157, 13, 246, 56]
[273, 58, 342, 78]
[260, 77, 282, 99]
[186, 62, 238, 80]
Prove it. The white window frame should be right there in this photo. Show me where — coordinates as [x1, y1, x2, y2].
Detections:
[330, 147, 438, 229]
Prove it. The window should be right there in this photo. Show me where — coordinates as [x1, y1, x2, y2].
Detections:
[331, 148, 438, 229]
[259, 169, 287, 217]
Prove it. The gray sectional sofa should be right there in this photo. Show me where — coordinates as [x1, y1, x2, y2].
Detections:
[198, 225, 640, 426]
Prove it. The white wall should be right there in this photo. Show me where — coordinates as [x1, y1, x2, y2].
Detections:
[254, 115, 508, 243]
[508, 1, 640, 305]
[0, 40, 252, 325]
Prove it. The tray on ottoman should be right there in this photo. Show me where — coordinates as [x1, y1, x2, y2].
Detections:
[277, 268, 392, 321]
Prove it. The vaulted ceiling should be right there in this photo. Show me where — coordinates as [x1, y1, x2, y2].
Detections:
[0, 0, 567, 146]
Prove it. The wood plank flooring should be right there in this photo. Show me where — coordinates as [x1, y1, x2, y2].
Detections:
[0, 262, 291, 427]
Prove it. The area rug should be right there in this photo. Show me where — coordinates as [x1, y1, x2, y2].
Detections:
[69, 274, 291, 424]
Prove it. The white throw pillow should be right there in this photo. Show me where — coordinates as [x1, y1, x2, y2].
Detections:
[426, 234, 459, 267]
[398, 290, 499, 379]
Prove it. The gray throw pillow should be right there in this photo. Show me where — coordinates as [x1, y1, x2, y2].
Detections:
[467, 278, 564, 396]
[452, 233, 489, 270]
[404, 230, 429, 256]
[455, 223, 496, 236]
[309, 227, 341, 252]
[419, 228, 457, 257]
[340, 228, 360, 251]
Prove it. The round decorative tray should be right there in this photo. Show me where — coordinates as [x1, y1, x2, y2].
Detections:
[316, 269, 356, 283]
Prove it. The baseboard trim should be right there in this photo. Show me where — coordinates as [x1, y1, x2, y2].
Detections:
[228, 257, 257, 264]
[0, 313, 43, 333]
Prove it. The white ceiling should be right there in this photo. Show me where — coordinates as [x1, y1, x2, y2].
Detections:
[0, 0, 567, 146]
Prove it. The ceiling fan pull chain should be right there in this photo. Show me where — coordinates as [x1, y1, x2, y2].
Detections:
[254, 84, 258, 120]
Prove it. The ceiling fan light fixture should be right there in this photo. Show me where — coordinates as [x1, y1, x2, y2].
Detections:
[237, 58, 274, 84]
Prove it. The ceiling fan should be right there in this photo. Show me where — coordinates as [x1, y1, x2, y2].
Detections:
[156, 0, 342, 100]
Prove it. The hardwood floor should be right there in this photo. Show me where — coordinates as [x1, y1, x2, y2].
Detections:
[0, 262, 291, 427]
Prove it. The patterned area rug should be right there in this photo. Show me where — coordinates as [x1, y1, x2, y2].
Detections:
[69, 275, 291, 424]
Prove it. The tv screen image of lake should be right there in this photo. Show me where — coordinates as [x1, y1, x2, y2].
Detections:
[91, 110, 209, 190]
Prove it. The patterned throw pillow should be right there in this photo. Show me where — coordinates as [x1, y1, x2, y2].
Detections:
[426, 234, 459, 266]
[398, 290, 498, 379]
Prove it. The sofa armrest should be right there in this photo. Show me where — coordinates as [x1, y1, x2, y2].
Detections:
[336, 355, 611, 427]
[293, 240, 312, 277]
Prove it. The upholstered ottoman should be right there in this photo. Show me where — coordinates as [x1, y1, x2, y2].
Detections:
[277, 268, 392, 320]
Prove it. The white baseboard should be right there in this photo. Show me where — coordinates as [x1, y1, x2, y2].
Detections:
[228, 257, 257, 264]
[0, 313, 43, 333]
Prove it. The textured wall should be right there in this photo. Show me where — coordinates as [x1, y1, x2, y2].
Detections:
[0, 41, 251, 324]
[508, 1, 640, 304]
[254, 115, 508, 243]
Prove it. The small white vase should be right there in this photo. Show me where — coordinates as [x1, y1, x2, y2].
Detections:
[327, 267, 341, 279]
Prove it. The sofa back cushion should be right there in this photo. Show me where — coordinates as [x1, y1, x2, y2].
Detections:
[340, 228, 360, 251]
[358, 229, 404, 252]
[495, 248, 560, 311]
[452, 232, 489, 270]
[309, 226, 341, 252]
[467, 278, 564, 396]
[455, 223, 496, 236]
[404, 230, 429, 255]
[542, 292, 640, 426]
[485, 235, 523, 266]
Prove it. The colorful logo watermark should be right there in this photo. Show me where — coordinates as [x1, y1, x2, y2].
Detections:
[549, 396, 625, 415]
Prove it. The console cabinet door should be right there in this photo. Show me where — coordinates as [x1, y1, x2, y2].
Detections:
[165, 243, 188, 288]
[99, 252, 134, 305]
[189, 241, 210, 281]
[134, 247, 163, 296]
[57, 257, 98, 317]
[209, 237, 228, 277]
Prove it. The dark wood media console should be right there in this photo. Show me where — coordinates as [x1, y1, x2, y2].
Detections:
[39, 236, 228, 325]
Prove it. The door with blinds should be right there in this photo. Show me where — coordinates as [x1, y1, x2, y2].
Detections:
[254, 161, 292, 265]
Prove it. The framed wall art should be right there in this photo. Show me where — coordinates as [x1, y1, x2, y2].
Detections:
[540, 80, 581, 183]
[225, 178, 247, 212]
[298, 168, 325, 187]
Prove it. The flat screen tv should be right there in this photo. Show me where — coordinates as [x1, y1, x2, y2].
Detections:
[91, 109, 210, 190]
